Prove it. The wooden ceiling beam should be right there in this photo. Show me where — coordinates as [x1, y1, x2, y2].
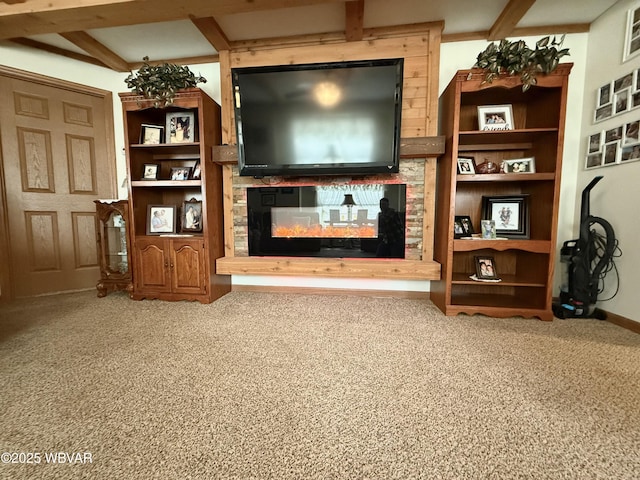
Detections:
[190, 15, 230, 52]
[8, 37, 110, 68]
[345, 0, 364, 42]
[488, 0, 536, 41]
[59, 31, 130, 72]
[0, 0, 348, 40]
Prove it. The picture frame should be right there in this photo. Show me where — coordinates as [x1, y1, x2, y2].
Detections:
[623, 5, 640, 63]
[585, 151, 604, 169]
[140, 124, 164, 144]
[621, 144, 640, 163]
[142, 163, 159, 180]
[603, 141, 620, 166]
[502, 157, 536, 173]
[170, 166, 191, 181]
[457, 156, 476, 174]
[191, 160, 201, 180]
[614, 89, 630, 115]
[594, 104, 613, 123]
[605, 126, 623, 143]
[482, 195, 529, 239]
[623, 121, 640, 145]
[588, 132, 603, 154]
[475, 255, 499, 280]
[453, 215, 474, 239]
[597, 83, 612, 107]
[147, 205, 176, 235]
[166, 111, 195, 144]
[614, 73, 634, 92]
[182, 199, 203, 232]
[477, 104, 514, 131]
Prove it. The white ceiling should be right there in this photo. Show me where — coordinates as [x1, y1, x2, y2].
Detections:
[0, 0, 621, 70]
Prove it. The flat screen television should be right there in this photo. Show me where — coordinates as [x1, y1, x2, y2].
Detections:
[232, 58, 404, 177]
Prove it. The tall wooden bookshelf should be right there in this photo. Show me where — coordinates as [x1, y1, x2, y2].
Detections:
[432, 65, 572, 321]
[120, 88, 230, 303]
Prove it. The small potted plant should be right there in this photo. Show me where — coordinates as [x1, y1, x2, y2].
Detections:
[474, 35, 570, 91]
[125, 57, 207, 107]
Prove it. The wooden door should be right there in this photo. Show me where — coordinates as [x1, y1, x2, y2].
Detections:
[171, 239, 206, 295]
[134, 237, 171, 294]
[0, 67, 116, 298]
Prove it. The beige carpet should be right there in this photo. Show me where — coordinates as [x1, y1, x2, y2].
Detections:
[0, 290, 639, 479]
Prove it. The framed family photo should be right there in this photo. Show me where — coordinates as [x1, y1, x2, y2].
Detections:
[482, 195, 530, 238]
[147, 205, 176, 235]
[170, 166, 191, 180]
[477, 104, 514, 131]
[142, 163, 159, 180]
[475, 255, 499, 280]
[502, 157, 536, 173]
[182, 199, 203, 232]
[453, 215, 474, 238]
[166, 111, 195, 144]
[623, 4, 640, 62]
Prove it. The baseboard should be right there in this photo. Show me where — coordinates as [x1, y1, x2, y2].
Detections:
[230, 284, 430, 300]
[604, 310, 640, 334]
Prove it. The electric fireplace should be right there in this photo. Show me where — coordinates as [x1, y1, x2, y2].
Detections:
[247, 184, 406, 258]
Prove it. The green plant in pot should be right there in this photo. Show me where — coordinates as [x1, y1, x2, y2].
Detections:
[125, 57, 207, 107]
[474, 35, 570, 91]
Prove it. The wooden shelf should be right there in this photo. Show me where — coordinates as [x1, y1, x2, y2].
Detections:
[431, 65, 572, 321]
[131, 180, 202, 188]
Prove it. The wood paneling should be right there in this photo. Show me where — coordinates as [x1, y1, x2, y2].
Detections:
[66, 134, 97, 194]
[25, 211, 60, 271]
[71, 211, 98, 268]
[17, 127, 54, 192]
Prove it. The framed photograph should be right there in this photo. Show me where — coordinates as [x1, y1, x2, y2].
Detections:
[477, 104, 514, 131]
[624, 121, 640, 145]
[147, 205, 176, 235]
[502, 157, 535, 173]
[588, 132, 603, 153]
[182, 199, 203, 232]
[594, 104, 613, 123]
[166, 111, 195, 144]
[623, 5, 640, 62]
[621, 144, 640, 162]
[633, 91, 640, 109]
[457, 156, 476, 174]
[475, 255, 499, 280]
[453, 215, 474, 239]
[598, 83, 612, 107]
[482, 195, 529, 239]
[603, 141, 620, 166]
[585, 151, 604, 169]
[191, 160, 201, 180]
[142, 163, 159, 180]
[614, 73, 634, 92]
[605, 126, 623, 143]
[614, 89, 630, 115]
[170, 166, 191, 180]
[140, 124, 164, 144]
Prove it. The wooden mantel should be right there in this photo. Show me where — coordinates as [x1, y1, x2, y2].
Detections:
[215, 26, 444, 284]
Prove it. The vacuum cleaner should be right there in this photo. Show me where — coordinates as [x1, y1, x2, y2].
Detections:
[552, 176, 619, 319]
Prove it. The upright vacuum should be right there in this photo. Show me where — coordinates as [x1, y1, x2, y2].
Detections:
[552, 176, 619, 319]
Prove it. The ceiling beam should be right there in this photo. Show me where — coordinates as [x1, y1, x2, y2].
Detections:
[59, 31, 130, 72]
[0, 0, 349, 40]
[345, 0, 364, 42]
[190, 15, 229, 52]
[8, 37, 110, 68]
[488, 0, 536, 41]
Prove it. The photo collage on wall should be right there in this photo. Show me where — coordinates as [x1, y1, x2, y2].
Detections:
[586, 67, 640, 169]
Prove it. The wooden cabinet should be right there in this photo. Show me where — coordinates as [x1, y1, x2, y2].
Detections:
[94, 199, 133, 297]
[432, 64, 572, 321]
[120, 88, 230, 303]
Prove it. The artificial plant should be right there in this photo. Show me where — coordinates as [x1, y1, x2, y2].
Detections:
[125, 57, 207, 107]
[474, 35, 570, 91]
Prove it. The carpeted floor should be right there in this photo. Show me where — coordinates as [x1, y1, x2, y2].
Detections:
[0, 290, 639, 479]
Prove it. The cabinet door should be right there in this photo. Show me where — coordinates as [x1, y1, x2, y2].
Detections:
[170, 239, 207, 295]
[134, 237, 171, 293]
